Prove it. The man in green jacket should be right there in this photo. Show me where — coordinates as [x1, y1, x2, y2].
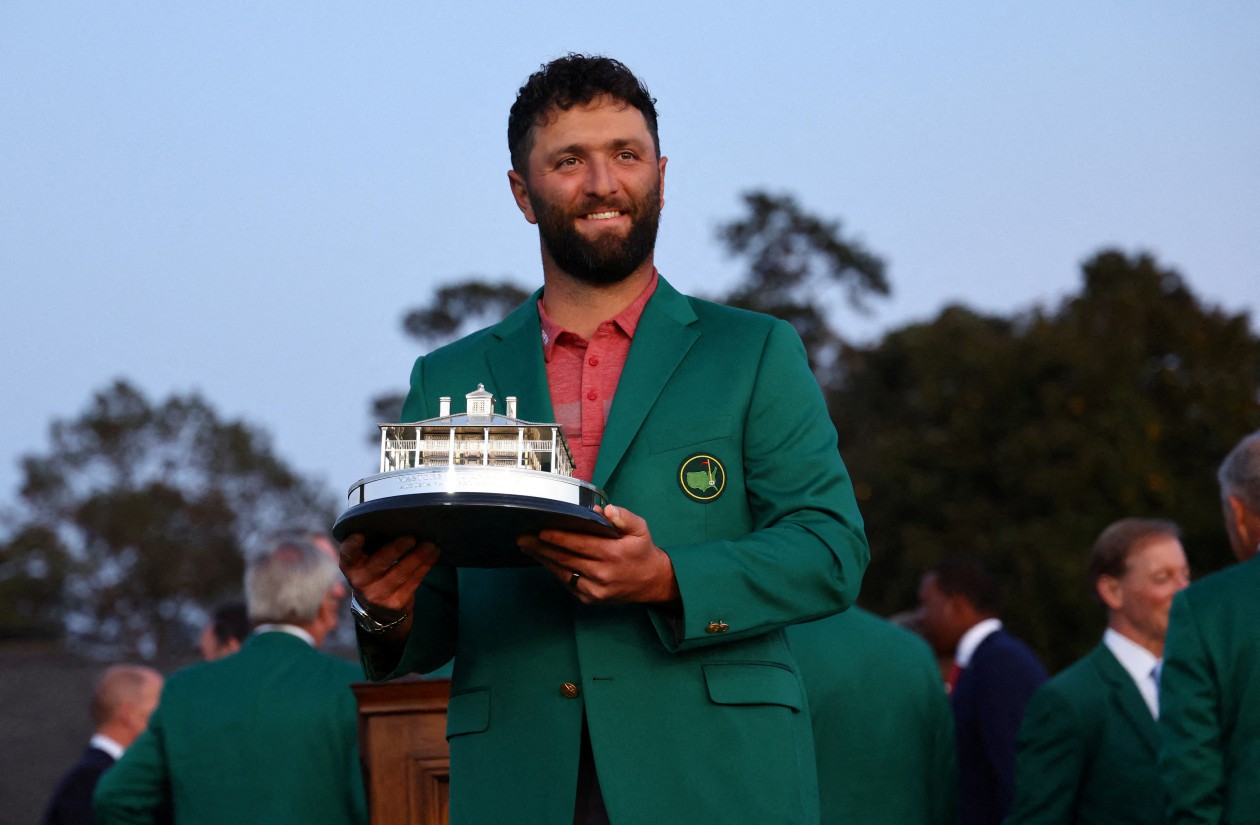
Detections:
[788, 607, 956, 825]
[1008, 517, 1190, 824]
[94, 533, 367, 825]
[1160, 430, 1260, 824]
[339, 54, 869, 824]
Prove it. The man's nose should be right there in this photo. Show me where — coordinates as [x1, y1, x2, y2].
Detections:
[584, 158, 618, 198]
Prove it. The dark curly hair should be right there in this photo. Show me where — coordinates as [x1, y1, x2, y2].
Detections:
[930, 556, 1001, 616]
[508, 53, 659, 173]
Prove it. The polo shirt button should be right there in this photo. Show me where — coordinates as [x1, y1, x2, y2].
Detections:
[588, 356, 599, 366]
[560, 682, 581, 699]
[586, 391, 597, 401]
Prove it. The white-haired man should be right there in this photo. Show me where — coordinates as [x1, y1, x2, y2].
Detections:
[1160, 430, 1260, 823]
[94, 533, 367, 825]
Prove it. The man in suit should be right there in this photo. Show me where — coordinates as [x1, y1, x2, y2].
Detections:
[1008, 518, 1190, 824]
[42, 665, 163, 825]
[916, 556, 1047, 825]
[94, 533, 367, 825]
[339, 53, 869, 824]
[1160, 430, 1260, 824]
[788, 607, 957, 825]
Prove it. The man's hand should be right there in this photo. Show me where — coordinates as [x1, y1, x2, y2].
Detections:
[517, 504, 681, 607]
[339, 534, 441, 636]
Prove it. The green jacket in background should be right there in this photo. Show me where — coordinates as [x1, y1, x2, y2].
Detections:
[787, 607, 957, 825]
[1160, 555, 1260, 825]
[1008, 642, 1164, 824]
[380, 275, 870, 824]
[94, 631, 367, 825]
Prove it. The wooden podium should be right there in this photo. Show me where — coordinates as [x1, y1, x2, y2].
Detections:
[354, 678, 452, 825]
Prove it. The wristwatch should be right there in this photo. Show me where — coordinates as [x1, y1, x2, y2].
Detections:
[350, 595, 409, 635]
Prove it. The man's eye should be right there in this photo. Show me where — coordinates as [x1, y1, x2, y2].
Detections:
[557, 157, 579, 168]
[617, 151, 637, 161]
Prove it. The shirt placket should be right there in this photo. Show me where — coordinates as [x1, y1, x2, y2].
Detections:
[581, 322, 620, 453]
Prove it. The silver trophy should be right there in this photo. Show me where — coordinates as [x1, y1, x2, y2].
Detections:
[332, 384, 616, 567]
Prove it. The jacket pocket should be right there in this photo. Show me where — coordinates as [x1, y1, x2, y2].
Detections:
[446, 687, 490, 738]
[648, 415, 736, 454]
[702, 662, 803, 711]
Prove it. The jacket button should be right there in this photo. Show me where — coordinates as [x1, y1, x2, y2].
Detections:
[705, 621, 730, 634]
[560, 682, 581, 699]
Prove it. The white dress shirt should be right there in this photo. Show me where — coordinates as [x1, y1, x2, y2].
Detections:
[955, 617, 1003, 668]
[1103, 627, 1161, 719]
[252, 623, 316, 647]
[90, 732, 125, 760]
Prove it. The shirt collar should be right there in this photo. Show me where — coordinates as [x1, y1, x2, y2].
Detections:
[1103, 627, 1160, 684]
[252, 623, 315, 647]
[955, 617, 1003, 667]
[90, 733, 125, 760]
[538, 269, 658, 361]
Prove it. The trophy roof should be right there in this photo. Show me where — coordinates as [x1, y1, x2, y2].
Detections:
[378, 383, 557, 431]
[381, 412, 553, 428]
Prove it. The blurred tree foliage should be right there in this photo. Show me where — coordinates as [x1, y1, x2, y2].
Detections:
[716, 191, 889, 389]
[835, 251, 1260, 669]
[377, 192, 1259, 672]
[369, 279, 532, 433]
[0, 380, 336, 659]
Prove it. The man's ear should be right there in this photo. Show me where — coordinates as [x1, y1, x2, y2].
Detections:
[1096, 575, 1124, 612]
[507, 170, 538, 225]
[657, 155, 668, 208]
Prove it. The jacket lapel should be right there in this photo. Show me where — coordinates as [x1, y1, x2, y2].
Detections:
[591, 277, 699, 488]
[1093, 644, 1161, 757]
[484, 289, 555, 422]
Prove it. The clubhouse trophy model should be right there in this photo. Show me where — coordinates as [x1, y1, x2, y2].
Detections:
[332, 384, 616, 567]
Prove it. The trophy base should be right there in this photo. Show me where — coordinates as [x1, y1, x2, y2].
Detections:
[332, 491, 618, 568]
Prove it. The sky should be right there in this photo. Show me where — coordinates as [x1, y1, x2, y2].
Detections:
[2, 2, 1258, 520]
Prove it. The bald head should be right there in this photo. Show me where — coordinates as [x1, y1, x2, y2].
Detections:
[91, 665, 163, 748]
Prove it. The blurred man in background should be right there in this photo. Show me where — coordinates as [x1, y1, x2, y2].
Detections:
[917, 556, 1046, 825]
[789, 607, 956, 825]
[196, 600, 248, 661]
[1160, 430, 1260, 824]
[42, 665, 163, 825]
[1009, 517, 1189, 824]
[94, 532, 366, 825]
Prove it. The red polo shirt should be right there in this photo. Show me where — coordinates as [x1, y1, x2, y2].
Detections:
[537, 271, 658, 482]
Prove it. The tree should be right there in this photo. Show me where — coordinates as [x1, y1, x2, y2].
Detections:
[369, 279, 532, 431]
[373, 191, 888, 423]
[0, 380, 337, 659]
[715, 191, 890, 389]
[371, 193, 1260, 673]
[834, 250, 1260, 669]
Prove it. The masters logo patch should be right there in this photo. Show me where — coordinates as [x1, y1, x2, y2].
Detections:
[679, 454, 725, 502]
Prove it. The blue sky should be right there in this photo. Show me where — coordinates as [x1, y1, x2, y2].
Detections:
[2, 2, 1257, 513]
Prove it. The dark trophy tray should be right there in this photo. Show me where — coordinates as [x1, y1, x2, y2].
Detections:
[332, 491, 618, 568]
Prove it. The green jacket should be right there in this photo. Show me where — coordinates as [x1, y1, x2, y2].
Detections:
[1008, 642, 1164, 824]
[380, 275, 870, 824]
[1160, 555, 1260, 824]
[787, 608, 956, 825]
[94, 631, 367, 825]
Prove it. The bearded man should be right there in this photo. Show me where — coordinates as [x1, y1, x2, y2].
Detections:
[339, 54, 869, 825]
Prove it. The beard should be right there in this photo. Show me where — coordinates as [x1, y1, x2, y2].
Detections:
[530, 181, 662, 286]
